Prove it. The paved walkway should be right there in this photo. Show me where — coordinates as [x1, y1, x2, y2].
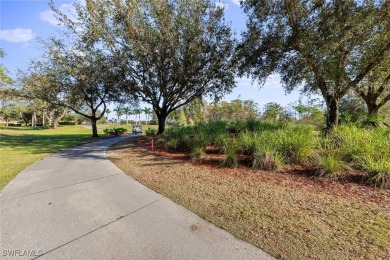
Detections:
[0, 136, 272, 260]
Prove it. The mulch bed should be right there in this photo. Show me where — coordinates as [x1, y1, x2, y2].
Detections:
[136, 136, 390, 211]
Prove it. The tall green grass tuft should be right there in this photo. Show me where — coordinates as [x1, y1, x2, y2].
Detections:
[220, 140, 239, 168]
[161, 120, 389, 188]
[314, 153, 347, 178]
[356, 155, 390, 188]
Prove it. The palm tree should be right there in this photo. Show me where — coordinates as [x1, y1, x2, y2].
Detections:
[122, 107, 130, 125]
[105, 108, 111, 124]
[133, 108, 142, 125]
[144, 107, 152, 125]
[113, 107, 123, 124]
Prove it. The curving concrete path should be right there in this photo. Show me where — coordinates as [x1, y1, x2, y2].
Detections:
[0, 136, 272, 260]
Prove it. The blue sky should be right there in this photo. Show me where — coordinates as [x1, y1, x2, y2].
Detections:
[0, 0, 304, 114]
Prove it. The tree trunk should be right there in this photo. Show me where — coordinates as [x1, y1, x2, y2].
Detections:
[53, 119, 59, 129]
[42, 111, 45, 126]
[157, 113, 168, 135]
[32, 112, 37, 127]
[91, 117, 99, 137]
[325, 97, 339, 133]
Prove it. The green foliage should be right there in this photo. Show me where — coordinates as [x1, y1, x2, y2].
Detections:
[220, 142, 239, 168]
[103, 127, 127, 136]
[191, 146, 205, 162]
[162, 120, 389, 188]
[145, 128, 157, 136]
[355, 155, 390, 188]
[238, 1, 390, 129]
[274, 125, 316, 164]
[252, 147, 283, 171]
[314, 153, 346, 178]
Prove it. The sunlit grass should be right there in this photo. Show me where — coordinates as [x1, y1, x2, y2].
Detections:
[0, 125, 102, 191]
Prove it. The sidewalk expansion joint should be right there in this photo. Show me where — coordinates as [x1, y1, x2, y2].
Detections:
[10, 174, 121, 200]
[32, 197, 164, 260]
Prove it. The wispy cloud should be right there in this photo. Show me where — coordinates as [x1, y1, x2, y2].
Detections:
[0, 28, 34, 43]
[40, 3, 76, 26]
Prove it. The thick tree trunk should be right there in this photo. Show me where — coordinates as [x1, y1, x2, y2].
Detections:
[157, 113, 168, 135]
[53, 119, 59, 129]
[325, 97, 339, 133]
[91, 117, 99, 137]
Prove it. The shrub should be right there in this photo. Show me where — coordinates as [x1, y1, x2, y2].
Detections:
[191, 146, 205, 162]
[274, 125, 316, 164]
[103, 128, 114, 136]
[103, 127, 127, 136]
[252, 148, 283, 171]
[220, 141, 239, 168]
[237, 132, 256, 155]
[166, 138, 179, 150]
[113, 127, 127, 135]
[146, 128, 157, 136]
[313, 153, 347, 178]
[356, 155, 390, 188]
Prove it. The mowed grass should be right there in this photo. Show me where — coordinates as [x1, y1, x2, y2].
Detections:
[0, 125, 101, 191]
[108, 140, 390, 260]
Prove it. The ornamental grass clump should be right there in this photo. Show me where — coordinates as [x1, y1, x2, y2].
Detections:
[252, 146, 283, 171]
[274, 125, 316, 164]
[314, 153, 347, 178]
[220, 140, 239, 168]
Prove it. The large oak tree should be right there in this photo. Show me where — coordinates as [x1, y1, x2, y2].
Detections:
[82, 0, 236, 134]
[237, 0, 390, 131]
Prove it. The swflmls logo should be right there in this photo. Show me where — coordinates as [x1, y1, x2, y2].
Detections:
[2, 249, 43, 257]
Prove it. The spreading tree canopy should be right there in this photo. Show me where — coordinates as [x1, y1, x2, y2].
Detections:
[237, 0, 390, 131]
[83, 0, 236, 134]
[20, 44, 124, 137]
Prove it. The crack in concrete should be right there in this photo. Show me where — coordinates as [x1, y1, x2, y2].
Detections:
[5, 173, 122, 200]
[32, 197, 164, 260]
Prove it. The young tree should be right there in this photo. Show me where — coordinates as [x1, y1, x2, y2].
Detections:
[237, 0, 390, 132]
[84, 0, 236, 134]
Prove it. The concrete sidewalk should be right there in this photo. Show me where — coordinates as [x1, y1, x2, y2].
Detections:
[0, 136, 272, 260]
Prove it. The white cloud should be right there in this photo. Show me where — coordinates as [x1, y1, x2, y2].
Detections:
[0, 28, 34, 43]
[40, 3, 76, 26]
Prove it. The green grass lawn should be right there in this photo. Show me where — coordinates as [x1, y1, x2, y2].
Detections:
[0, 125, 102, 191]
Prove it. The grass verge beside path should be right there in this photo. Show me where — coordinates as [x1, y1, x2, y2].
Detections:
[108, 139, 390, 260]
[0, 126, 102, 191]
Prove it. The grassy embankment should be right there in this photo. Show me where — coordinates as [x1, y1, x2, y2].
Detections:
[0, 125, 102, 191]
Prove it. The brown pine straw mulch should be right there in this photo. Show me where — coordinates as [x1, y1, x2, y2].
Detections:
[136, 136, 390, 211]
